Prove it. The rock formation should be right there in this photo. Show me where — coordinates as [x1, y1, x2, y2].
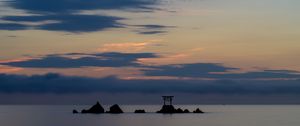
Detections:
[73, 109, 79, 114]
[193, 108, 204, 113]
[106, 104, 123, 113]
[176, 108, 184, 113]
[183, 109, 190, 113]
[134, 109, 146, 113]
[157, 105, 203, 114]
[157, 105, 177, 113]
[81, 101, 105, 114]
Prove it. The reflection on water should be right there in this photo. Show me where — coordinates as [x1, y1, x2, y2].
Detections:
[0, 105, 299, 126]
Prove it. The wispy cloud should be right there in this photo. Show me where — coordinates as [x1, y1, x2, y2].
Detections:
[132, 24, 176, 35]
[0, 57, 35, 63]
[137, 48, 204, 65]
[0, 65, 22, 73]
[97, 39, 163, 52]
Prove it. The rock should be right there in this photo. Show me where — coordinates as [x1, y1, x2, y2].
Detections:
[134, 109, 146, 113]
[107, 104, 123, 114]
[176, 108, 184, 113]
[157, 105, 177, 113]
[81, 101, 105, 114]
[193, 108, 204, 113]
[81, 109, 88, 113]
[183, 109, 190, 113]
[73, 109, 79, 114]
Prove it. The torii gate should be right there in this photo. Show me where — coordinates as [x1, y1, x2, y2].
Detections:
[162, 96, 174, 105]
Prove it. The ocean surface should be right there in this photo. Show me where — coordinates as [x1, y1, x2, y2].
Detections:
[0, 105, 299, 126]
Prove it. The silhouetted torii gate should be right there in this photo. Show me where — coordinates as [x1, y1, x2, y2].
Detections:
[162, 96, 174, 105]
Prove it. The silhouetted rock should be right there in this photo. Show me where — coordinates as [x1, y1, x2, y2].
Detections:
[193, 108, 204, 113]
[81, 101, 104, 114]
[183, 109, 190, 113]
[81, 109, 87, 113]
[73, 109, 79, 114]
[176, 108, 184, 113]
[134, 109, 146, 113]
[107, 104, 123, 114]
[157, 105, 177, 113]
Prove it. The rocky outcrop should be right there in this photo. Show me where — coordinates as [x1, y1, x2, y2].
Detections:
[106, 104, 123, 114]
[176, 108, 184, 113]
[81, 101, 105, 114]
[193, 108, 204, 113]
[73, 100, 204, 114]
[157, 105, 203, 114]
[157, 105, 177, 113]
[134, 109, 146, 113]
[73, 109, 79, 114]
[183, 109, 190, 113]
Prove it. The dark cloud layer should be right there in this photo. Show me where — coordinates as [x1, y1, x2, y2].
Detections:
[1, 14, 124, 32]
[7, 0, 157, 13]
[213, 70, 300, 79]
[1, 51, 300, 104]
[0, 73, 300, 95]
[2, 52, 300, 79]
[0, 0, 171, 33]
[144, 63, 237, 77]
[0, 23, 28, 30]
[1, 52, 157, 68]
[143, 63, 300, 79]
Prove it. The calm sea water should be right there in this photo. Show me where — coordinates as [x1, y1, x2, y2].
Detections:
[0, 105, 299, 126]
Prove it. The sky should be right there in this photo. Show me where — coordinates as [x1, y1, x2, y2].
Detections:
[0, 0, 300, 104]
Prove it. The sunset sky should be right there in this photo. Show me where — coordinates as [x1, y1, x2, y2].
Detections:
[0, 0, 300, 104]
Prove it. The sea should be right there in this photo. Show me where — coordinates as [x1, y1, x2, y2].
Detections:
[0, 105, 299, 126]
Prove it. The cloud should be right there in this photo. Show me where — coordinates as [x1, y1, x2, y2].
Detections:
[138, 31, 166, 35]
[0, 65, 22, 73]
[133, 24, 176, 35]
[143, 63, 237, 77]
[2, 51, 300, 80]
[0, 23, 28, 30]
[7, 0, 157, 13]
[0, 73, 300, 95]
[138, 53, 191, 65]
[213, 70, 300, 79]
[135, 25, 174, 29]
[263, 70, 300, 74]
[97, 39, 163, 52]
[7, 35, 17, 37]
[1, 52, 158, 68]
[142, 63, 300, 79]
[98, 42, 153, 52]
[0, 0, 171, 33]
[137, 48, 204, 65]
[1, 14, 124, 32]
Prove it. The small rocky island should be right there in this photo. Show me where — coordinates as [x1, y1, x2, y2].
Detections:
[157, 96, 204, 114]
[106, 104, 123, 113]
[81, 101, 104, 114]
[73, 96, 204, 114]
[73, 102, 124, 114]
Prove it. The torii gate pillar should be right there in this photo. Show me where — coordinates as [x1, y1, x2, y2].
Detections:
[162, 96, 174, 105]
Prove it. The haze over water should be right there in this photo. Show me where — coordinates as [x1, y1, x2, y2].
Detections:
[0, 105, 299, 126]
